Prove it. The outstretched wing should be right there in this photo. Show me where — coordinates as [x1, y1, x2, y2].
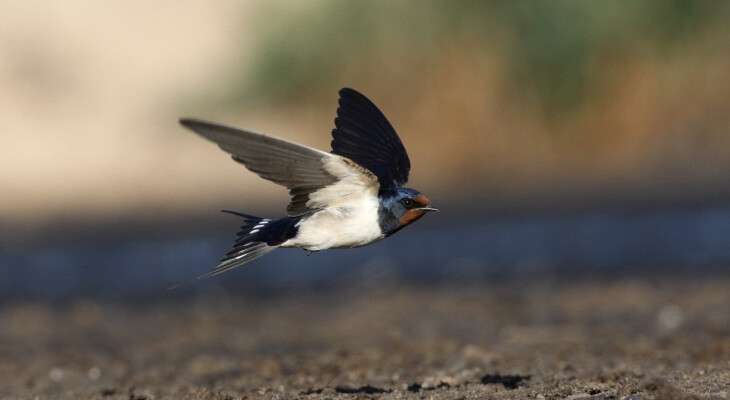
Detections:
[330, 88, 411, 191]
[180, 118, 378, 215]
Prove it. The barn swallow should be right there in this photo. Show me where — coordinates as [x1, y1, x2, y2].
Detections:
[180, 88, 438, 278]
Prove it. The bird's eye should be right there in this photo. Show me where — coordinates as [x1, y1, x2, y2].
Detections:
[401, 198, 415, 208]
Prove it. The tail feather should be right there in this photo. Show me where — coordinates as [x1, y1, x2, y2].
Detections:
[215, 211, 277, 272]
[220, 209, 258, 219]
[206, 242, 275, 278]
[216, 212, 301, 269]
[221, 209, 266, 239]
[169, 211, 301, 290]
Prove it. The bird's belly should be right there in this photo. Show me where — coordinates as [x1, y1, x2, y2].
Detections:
[282, 206, 384, 251]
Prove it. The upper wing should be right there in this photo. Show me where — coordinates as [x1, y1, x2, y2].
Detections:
[180, 118, 378, 215]
[330, 88, 411, 191]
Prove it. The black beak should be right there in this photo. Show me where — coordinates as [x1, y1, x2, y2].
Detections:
[419, 207, 439, 212]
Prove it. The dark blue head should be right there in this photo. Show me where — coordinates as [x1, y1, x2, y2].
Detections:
[378, 188, 438, 236]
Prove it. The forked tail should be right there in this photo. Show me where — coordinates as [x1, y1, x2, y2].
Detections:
[203, 210, 277, 278]
[168, 211, 300, 289]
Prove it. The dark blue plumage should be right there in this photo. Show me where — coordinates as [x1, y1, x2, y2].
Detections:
[222, 210, 300, 258]
[331, 88, 411, 192]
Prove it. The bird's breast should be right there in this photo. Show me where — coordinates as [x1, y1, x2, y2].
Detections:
[281, 194, 383, 251]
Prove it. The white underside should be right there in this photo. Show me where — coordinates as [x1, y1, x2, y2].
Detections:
[281, 192, 384, 251]
[266, 151, 385, 251]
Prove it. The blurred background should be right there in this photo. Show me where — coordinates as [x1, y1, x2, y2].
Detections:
[2, 0, 730, 300]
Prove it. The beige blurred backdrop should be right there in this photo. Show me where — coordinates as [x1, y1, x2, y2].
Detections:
[3, 1, 730, 235]
[2, 1, 256, 229]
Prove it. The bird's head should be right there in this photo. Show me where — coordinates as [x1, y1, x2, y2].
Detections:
[379, 188, 438, 236]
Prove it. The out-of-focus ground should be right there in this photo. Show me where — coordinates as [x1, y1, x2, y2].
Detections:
[2, 279, 729, 400]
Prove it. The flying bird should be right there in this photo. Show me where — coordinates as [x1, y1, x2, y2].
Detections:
[180, 88, 438, 279]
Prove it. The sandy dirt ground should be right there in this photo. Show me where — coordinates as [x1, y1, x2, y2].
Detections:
[1, 279, 729, 400]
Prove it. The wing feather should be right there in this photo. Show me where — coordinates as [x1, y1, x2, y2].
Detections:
[331, 88, 411, 191]
[180, 118, 377, 215]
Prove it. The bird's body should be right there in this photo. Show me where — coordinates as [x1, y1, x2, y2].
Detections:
[284, 191, 382, 251]
[181, 88, 437, 279]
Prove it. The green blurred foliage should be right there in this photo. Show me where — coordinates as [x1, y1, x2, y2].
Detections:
[230, 0, 727, 114]
[487, 0, 720, 111]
